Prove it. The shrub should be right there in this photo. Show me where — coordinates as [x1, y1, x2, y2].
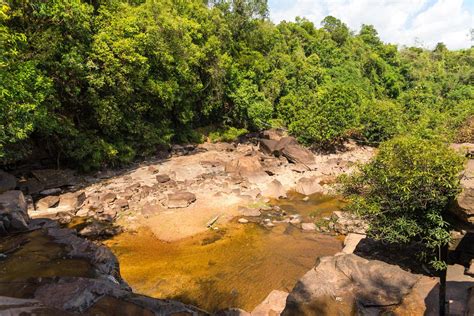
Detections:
[359, 100, 405, 143]
[340, 135, 465, 269]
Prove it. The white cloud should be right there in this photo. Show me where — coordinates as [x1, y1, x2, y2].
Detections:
[269, 0, 474, 49]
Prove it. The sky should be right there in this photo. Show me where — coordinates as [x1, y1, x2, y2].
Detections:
[268, 0, 474, 49]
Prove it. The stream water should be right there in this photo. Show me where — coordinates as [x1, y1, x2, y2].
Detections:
[105, 193, 344, 312]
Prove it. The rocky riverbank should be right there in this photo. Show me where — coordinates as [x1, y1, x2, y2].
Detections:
[1, 135, 473, 315]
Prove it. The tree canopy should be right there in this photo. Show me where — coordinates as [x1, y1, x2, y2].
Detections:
[1, 0, 473, 170]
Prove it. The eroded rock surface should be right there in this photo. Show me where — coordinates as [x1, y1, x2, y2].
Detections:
[455, 158, 474, 224]
[282, 254, 427, 316]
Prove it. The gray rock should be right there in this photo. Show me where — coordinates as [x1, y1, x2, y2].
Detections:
[0, 170, 16, 193]
[59, 192, 86, 210]
[31, 169, 77, 189]
[167, 192, 196, 208]
[0, 190, 29, 232]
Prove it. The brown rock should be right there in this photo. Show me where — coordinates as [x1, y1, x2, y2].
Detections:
[225, 155, 269, 183]
[238, 206, 261, 217]
[252, 290, 288, 316]
[0, 190, 29, 232]
[31, 169, 77, 189]
[0, 170, 16, 193]
[156, 174, 171, 183]
[262, 179, 287, 199]
[295, 177, 324, 196]
[281, 144, 315, 167]
[100, 192, 117, 204]
[259, 139, 280, 155]
[453, 159, 474, 224]
[167, 192, 196, 208]
[283, 254, 421, 316]
[36, 195, 60, 210]
[58, 192, 86, 210]
[262, 128, 286, 141]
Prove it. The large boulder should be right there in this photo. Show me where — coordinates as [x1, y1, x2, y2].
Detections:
[262, 179, 287, 199]
[453, 159, 474, 224]
[0, 170, 16, 193]
[259, 137, 316, 169]
[167, 192, 196, 208]
[282, 254, 422, 316]
[225, 155, 269, 183]
[0, 190, 29, 233]
[294, 177, 324, 196]
[30, 169, 77, 190]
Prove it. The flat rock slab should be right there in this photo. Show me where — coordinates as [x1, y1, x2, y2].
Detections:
[238, 206, 261, 217]
[167, 192, 196, 208]
[31, 169, 77, 189]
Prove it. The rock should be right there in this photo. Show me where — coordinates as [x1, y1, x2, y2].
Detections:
[467, 259, 474, 276]
[36, 195, 60, 210]
[225, 155, 269, 183]
[252, 290, 288, 316]
[238, 218, 249, 224]
[100, 192, 117, 204]
[281, 144, 315, 168]
[450, 143, 474, 157]
[59, 192, 86, 210]
[156, 174, 171, 183]
[31, 169, 77, 190]
[0, 296, 62, 315]
[282, 254, 421, 316]
[262, 179, 287, 199]
[332, 211, 368, 235]
[295, 177, 324, 196]
[468, 287, 474, 316]
[167, 192, 196, 208]
[238, 206, 261, 217]
[215, 308, 250, 316]
[78, 221, 120, 238]
[342, 233, 366, 254]
[20, 177, 45, 195]
[259, 139, 280, 155]
[0, 190, 29, 233]
[454, 160, 474, 224]
[301, 223, 316, 231]
[40, 188, 62, 195]
[262, 128, 286, 141]
[0, 170, 16, 193]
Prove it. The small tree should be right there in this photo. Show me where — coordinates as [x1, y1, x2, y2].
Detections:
[340, 135, 465, 269]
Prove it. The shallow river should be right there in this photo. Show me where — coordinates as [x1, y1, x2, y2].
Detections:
[105, 193, 344, 312]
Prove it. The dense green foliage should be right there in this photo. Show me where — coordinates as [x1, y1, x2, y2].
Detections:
[340, 136, 465, 268]
[1, 0, 473, 169]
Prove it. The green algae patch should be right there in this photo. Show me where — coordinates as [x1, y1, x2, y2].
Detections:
[105, 220, 342, 312]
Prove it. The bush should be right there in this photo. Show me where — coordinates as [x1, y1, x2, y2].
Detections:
[208, 127, 248, 143]
[340, 135, 465, 269]
[359, 100, 405, 143]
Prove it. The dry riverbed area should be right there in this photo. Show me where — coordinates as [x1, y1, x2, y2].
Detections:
[2, 134, 472, 315]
